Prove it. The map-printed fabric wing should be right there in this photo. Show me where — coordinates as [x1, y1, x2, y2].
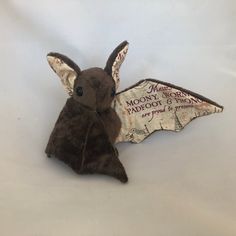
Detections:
[113, 79, 223, 143]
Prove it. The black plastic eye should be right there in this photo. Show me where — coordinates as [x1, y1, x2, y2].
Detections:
[111, 87, 116, 97]
[76, 86, 83, 96]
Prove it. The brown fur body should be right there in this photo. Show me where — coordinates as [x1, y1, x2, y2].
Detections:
[45, 97, 127, 182]
[45, 41, 129, 182]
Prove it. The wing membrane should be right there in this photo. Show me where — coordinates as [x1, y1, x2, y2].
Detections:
[113, 79, 223, 143]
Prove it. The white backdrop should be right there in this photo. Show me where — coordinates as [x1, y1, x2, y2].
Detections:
[0, 0, 235, 235]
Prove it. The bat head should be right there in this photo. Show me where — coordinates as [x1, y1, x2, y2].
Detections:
[47, 41, 129, 112]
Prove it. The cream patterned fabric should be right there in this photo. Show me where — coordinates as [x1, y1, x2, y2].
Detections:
[114, 79, 223, 143]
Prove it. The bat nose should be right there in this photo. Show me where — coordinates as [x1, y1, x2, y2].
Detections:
[94, 80, 101, 88]
[89, 78, 101, 88]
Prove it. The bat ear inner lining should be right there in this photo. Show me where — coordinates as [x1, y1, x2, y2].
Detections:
[104, 41, 129, 90]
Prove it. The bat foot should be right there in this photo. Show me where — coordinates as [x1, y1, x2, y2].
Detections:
[45, 148, 52, 158]
[117, 173, 128, 183]
[80, 155, 128, 183]
[45, 145, 55, 158]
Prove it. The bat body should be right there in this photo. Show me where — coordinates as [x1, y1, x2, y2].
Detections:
[45, 55, 129, 182]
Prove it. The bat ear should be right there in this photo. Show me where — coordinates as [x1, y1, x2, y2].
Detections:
[47, 52, 81, 96]
[104, 41, 129, 90]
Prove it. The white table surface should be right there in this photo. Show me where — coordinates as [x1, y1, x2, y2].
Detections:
[0, 1, 235, 235]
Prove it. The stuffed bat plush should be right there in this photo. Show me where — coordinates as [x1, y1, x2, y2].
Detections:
[45, 41, 223, 183]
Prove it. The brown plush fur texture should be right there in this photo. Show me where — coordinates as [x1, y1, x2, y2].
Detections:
[45, 41, 128, 183]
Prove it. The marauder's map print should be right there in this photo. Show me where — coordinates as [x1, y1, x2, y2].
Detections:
[113, 79, 223, 143]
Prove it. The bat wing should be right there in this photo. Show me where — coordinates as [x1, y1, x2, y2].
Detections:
[113, 79, 223, 143]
